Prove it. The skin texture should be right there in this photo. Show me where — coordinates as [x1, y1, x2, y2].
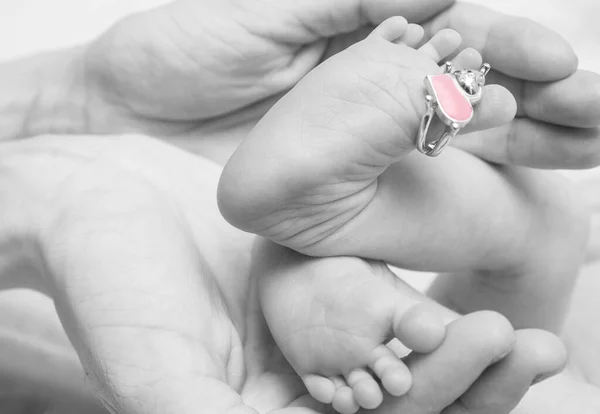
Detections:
[1, 149, 599, 414]
[0, 0, 457, 141]
[217, 24, 589, 350]
[582, 178, 600, 263]
[0, 135, 279, 414]
[214, 20, 589, 414]
[83, 0, 455, 123]
[2, 0, 599, 162]
[87, 0, 600, 174]
[0, 1, 598, 413]
[0, 134, 573, 414]
[216, 20, 554, 412]
[216, 28, 519, 258]
[256, 240, 567, 414]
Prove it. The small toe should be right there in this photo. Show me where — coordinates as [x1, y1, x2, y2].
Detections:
[302, 374, 336, 404]
[345, 369, 383, 409]
[332, 386, 360, 414]
[418, 28, 462, 63]
[369, 345, 412, 396]
[394, 303, 446, 353]
[381, 366, 413, 397]
[396, 24, 425, 47]
[371, 16, 409, 42]
[451, 48, 483, 73]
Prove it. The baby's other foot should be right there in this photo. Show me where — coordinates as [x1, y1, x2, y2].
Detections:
[255, 240, 567, 414]
[219, 18, 515, 256]
[258, 247, 446, 414]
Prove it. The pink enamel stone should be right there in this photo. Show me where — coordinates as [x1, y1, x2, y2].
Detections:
[428, 74, 473, 123]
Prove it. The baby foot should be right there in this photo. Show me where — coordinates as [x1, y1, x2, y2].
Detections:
[218, 17, 516, 258]
[256, 240, 567, 414]
[257, 245, 446, 413]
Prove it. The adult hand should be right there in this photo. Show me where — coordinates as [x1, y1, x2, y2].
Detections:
[2, 138, 597, 414]
[0, 0, 454, 139]
[85, 0, 454, 123]
[84, 0, 600, 147]
[1, 132, 589, 414]
[4, 0, 600, 168]
[91, 0, 600, 170]
[419, 3, 600, 168]
[0, 134, 320, 414]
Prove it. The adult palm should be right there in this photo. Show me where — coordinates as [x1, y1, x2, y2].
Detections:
[2, 134, 599, 414]
[85, 0, 452, 128]
[0, 135, 317, 414]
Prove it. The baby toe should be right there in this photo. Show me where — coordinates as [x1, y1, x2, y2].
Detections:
[370, 16, 409, 42]
[418, 28, 462, 63]
[345, 368, 383, 409]
[394, 303, 446, 353]
[369, 345, 412, 397]
[396, 24, 426, 47]
[451, 48, 483, 73]
[332, 385, 360, 414]
[381, 366, 413, 397]
[302, 374, 337, 404]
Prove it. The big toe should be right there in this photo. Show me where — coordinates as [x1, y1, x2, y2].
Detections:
[394, 302, 446, 353]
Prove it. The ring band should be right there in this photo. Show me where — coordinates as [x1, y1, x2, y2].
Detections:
[416, 62, 491, 157]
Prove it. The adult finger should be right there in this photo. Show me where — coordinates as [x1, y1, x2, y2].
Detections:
[487, 69, 600, 129]
[300, 0, 455, 60]
[0, 136, 256, 414]
[459, 70, 600, 170]
[0, 291, 105, 412]
[421, 2, 577, 81]
[442, 329, 567, 414]
[452, 119, 600, 169]
[379, 311, 515, 414]
[282, 0, 455, 40]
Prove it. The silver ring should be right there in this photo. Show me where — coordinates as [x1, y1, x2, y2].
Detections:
[416, 62, 491, 157]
